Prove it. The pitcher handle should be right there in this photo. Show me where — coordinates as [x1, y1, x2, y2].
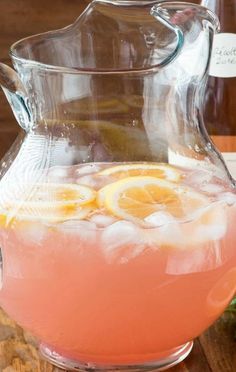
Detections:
[0, 63, 31, 131]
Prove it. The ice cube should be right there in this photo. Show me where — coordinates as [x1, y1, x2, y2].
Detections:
[60, 220, 97, 242]
[102, 221, 144, 263]
[119, 244, 146, 264]
[187, 203, 227, 243]
[77, 175, 112, 190]
[48, 167, 68, 181]
[200, 183, 224, 194]
[150, 222, 183, 247]
[77, 175, 97, 188]
[166, 241, 223, 275]
[219, 192, 236, 206]
[19, 223, 47, 245]
[102, 221, 139, 251]
[94, 175, 113, 189]
[90, 214, 117, 228]
[76, 164, 101, 176]
[194, 223, 227, 242]
[145, 212, 175, 227]
[186, 169, 212, 187]
[144, 212, 184, 247]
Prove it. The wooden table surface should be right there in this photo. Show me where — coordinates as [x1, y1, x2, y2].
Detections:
[0, 307, 235, 372]
[0, 1, 236, 371]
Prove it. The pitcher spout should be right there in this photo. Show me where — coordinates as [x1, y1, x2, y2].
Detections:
[150, 2, 220, 84]
[151, 2, 220, 33]
[0, 63, 31, 131]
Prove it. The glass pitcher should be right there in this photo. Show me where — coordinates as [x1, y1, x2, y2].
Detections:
[0, 1, 235, 371]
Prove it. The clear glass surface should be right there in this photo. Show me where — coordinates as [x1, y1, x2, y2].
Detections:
[0, 1, 235, 371]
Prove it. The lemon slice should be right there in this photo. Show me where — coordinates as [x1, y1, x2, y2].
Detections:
[98, 163, 181, 182]
[0, 183, 96, 225]
[99, 176, 209, 225]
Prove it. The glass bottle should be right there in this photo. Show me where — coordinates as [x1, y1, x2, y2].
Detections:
[201, 0, 236, 177]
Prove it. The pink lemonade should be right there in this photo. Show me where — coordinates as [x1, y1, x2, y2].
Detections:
[0, 162, 236, 365]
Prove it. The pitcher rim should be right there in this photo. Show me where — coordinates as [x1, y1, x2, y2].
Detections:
[9, 1, 219, 75]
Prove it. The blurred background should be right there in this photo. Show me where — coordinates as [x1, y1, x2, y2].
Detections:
[0, 0, 235, 163]
[0, 0, 90, 159]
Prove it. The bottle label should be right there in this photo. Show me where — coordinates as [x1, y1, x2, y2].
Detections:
[210, 33, 236, 78]
[222, 152, 236, 179]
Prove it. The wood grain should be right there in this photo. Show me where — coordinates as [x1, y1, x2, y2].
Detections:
[0, 0, 90, 155]
[200, 313, 236, 372]
[1, 306, 236, 371]
[211, 136, 236, 153]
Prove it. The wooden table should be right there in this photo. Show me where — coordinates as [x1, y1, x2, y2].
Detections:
[0, 307, 235, 372]
[0, 0, 236, 371]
